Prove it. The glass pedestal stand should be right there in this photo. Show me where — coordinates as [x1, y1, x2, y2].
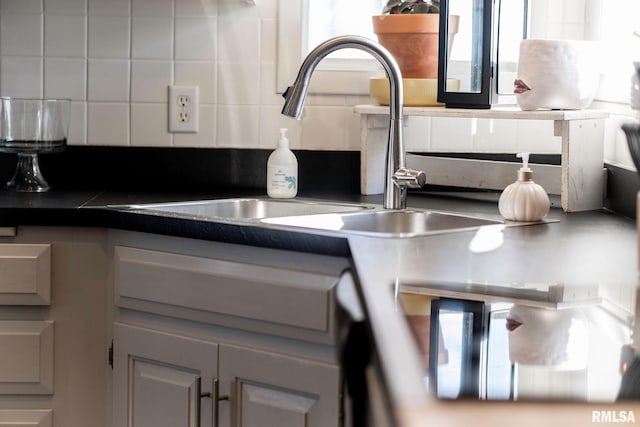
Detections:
[0, 142, 65, 192]
[5, 152, 51, 192]
[0, 98, 71, 192]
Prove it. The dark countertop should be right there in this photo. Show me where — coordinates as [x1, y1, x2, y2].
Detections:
[1, 187, 637, 425]
[0, 187, 634, 286]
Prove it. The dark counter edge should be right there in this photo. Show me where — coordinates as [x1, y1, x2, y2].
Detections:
[0, 203, 352, 258]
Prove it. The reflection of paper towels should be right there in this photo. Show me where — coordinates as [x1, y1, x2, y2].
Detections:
[515, 39, 599, 111]
[507, 305, 588, 370]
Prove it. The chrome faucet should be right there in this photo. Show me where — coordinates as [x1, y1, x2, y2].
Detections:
[281, 35, 426, 209]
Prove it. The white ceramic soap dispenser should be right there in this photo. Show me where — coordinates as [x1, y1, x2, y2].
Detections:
[267, 128, 298, 198]
[498, 153, 550, 222]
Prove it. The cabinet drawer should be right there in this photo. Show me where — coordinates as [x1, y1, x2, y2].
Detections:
[0, 410, 52, 427]
[115, 246, 339, 334]
[0, 244, 51, 305]
[0, 321, 54, 395]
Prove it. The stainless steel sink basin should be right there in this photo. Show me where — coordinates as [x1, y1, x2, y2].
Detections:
[113, 198, 371, 220]
[262, 209, 504, 237]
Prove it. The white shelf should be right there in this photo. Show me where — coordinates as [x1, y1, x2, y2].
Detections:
[355, 104, 610, 212]
[354, 104, 610, 121]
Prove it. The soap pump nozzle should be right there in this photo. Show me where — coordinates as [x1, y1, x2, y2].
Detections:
[516, 152, 533, 181]
[278, 128, 289, 148]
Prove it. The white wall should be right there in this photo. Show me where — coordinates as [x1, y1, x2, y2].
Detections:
[0, 0, 635, 169]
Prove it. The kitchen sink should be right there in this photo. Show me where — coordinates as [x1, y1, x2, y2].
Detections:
[107, 198, 507, 238]
[111, 198, 372, 220]
[262, 209, 504, 238]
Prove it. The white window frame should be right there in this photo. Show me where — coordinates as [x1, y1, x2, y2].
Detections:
[276, 0, 384, 96]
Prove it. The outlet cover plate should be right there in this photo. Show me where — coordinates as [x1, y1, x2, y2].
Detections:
[169, 85, 199, 133]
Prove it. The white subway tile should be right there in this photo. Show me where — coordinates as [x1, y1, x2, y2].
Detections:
[131, 103, 172, 146]
[175, 0, 217, 17]
[430, 117, 474, 152]
[131, 17, 173, 59]
[217, 62, 260, 105]
[259, 62, 283, 106]
[218, 0, 273, 19]
[88, 59, 129, 101]
[174, 61, 217, 104]
[515, 120, 561, 154]
[404, 116, 431, 152]
[67, 101, 87, 145]
[217, 17, 259, 64]
[260, 18, 276, 64]
[87, 102, 129, 145]
[88, 15, 130, 58]
[258, 105, 302, 149]
[472, 118, 518, 152]
[563, 0, 586, 23]
[562, 23, 585, 40]
[44, 58, 86, 100]
[546, 0, 564, 23]
[44, 15, 86, 57]
[545, 23, 565, 39]
[174, 104, 216, 147]
[217, 105, 259, 147]
[88, 0, 129, 16]
[0, 57, 43, 98]
[301, 106, 346, 150]
[1, 0, 43, 14]
[305, 94, 345, 107]
[131, 60, 172, 103]
[1, 14, 43, 56]
[175, 17, 217, 60]
[44, 0, 86, 15]
[132, 0, 173, 17]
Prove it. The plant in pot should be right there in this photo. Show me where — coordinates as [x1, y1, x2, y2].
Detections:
[370, 0, 459, 105]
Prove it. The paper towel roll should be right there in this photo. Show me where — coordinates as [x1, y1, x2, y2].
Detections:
[515, 39, 599, 111]
[507, 304, 588, 370]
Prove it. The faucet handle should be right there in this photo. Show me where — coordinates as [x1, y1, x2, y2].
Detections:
[392, 168, 426, 189]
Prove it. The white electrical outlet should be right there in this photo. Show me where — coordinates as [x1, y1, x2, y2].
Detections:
[169, 85, 199, 133]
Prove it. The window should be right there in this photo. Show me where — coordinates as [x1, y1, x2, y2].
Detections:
[586, 0, 640, 104]
[277, 0, 386, 95]
[307, 0, 385, 60]
[278, 0, 640, 107]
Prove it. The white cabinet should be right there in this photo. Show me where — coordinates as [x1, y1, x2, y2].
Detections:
[110, 230, 350, 427]
[0, 243, 51, 305]
[0, 320, 54, 395]
[219, 344, 340, 426]
[114, 324, 341, 427]
[113, 323, 218, 427]
[0, 226, 111, 427]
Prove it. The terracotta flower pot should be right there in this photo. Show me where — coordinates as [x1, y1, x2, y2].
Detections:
[372, 13, 459, 79]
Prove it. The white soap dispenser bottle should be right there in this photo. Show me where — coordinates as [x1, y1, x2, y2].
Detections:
[498, 153, 550, 222]
[267, 128, 298, 198]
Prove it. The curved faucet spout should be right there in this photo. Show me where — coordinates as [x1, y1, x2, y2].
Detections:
[281, 35, 425, 209]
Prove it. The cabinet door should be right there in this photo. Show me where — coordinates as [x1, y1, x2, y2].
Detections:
[219, 344, 341, 427]
[113, 323, 218, 427]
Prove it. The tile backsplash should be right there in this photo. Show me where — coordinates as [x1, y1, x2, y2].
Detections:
[0, 0, 632, 169]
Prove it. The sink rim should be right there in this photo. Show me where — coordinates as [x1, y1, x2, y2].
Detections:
[104, 197, 376, 221]
[101, 197, 518, 239]
[261, 208, 506, 238]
